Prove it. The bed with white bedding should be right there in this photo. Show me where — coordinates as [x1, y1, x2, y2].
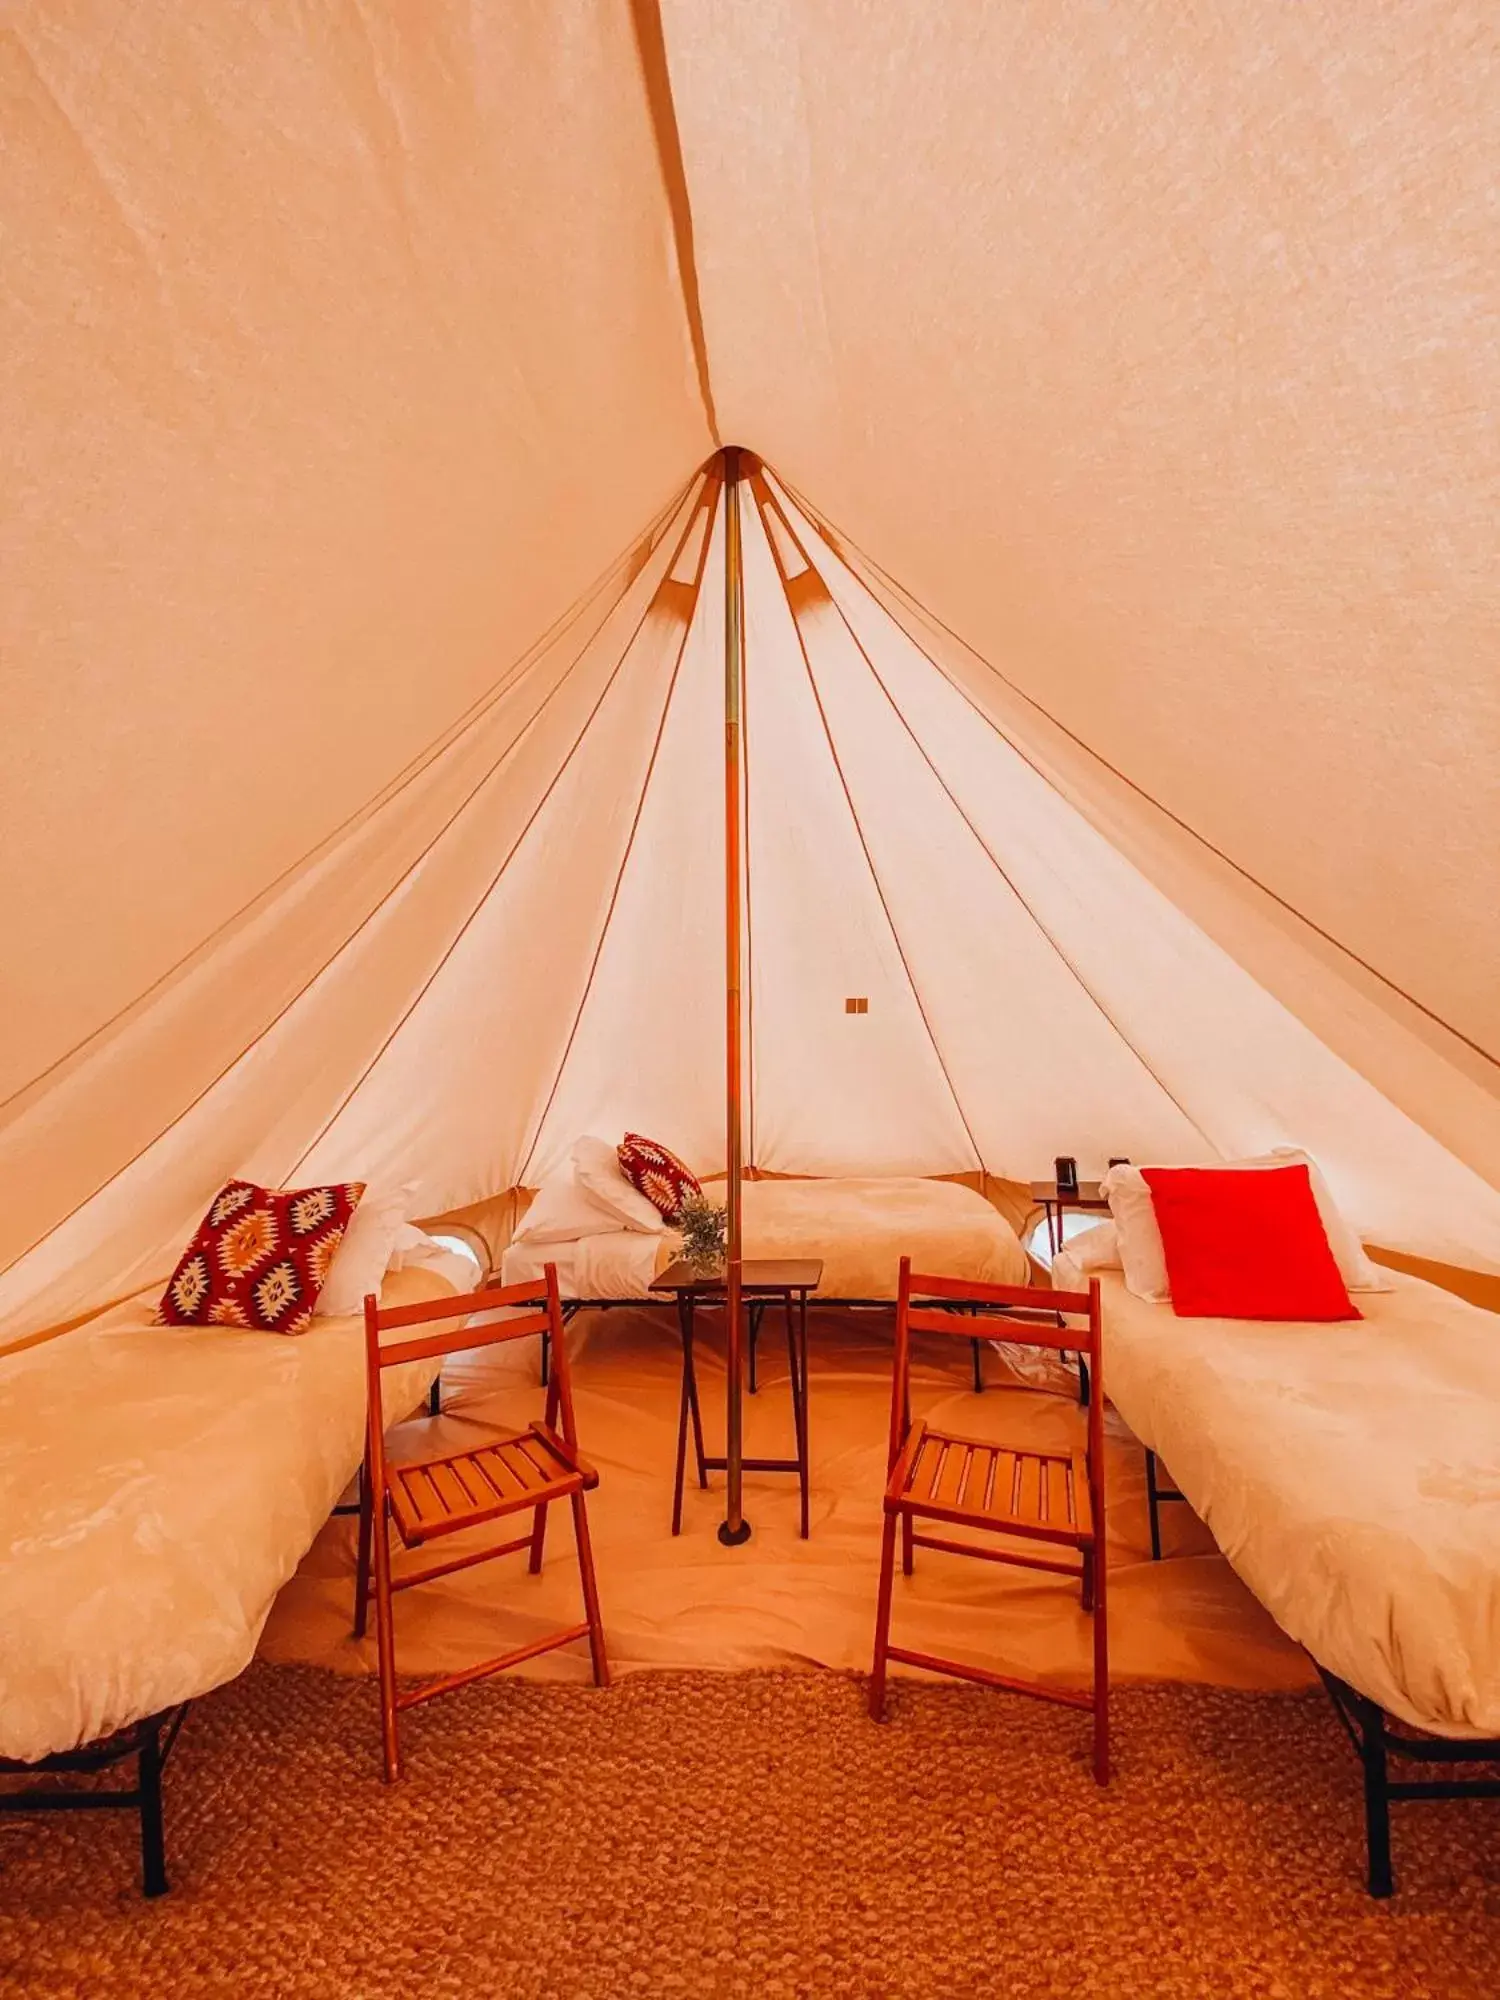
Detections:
[1060, 1263, 1500, 1741]
[501, 1175, 1029, 1300]
[0, 1263, 453, 1765]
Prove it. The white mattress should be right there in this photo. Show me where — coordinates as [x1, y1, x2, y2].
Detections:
[1072, 1264, 1500, 1738]
[0, 1265, 452, 1763]
[501, 1176, 1028, 1301]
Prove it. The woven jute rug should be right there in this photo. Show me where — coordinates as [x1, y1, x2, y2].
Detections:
[1, 1664, 1496, 1998]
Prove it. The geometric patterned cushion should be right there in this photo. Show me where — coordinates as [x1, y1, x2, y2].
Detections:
[616, 1134, 701, 1225]
[157, 1179, 366, 1335]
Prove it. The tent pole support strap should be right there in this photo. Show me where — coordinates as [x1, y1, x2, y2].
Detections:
[719, 444, 751, 1548]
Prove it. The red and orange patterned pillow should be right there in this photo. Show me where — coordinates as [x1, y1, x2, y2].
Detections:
[617, 1133, 701, 1225]
[158, 1179, 366, 1334]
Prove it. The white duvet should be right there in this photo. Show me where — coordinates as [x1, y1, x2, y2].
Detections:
[1066, 1264, 1500, 1738]
[501, 1175, 1028, 1300]
[0, 1266, 451, 1763]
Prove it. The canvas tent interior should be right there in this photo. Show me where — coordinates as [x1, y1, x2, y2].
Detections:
[3, 2, 1498, 1353]
[3, 2, 1500, 1952]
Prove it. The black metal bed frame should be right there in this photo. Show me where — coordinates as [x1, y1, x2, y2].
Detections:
[0, 1704, 188, 1898]
[1318, 1669, 1500, 1896]
[1143, 1447, 1186, 1562]
[1144, 1445, 1500, 1894]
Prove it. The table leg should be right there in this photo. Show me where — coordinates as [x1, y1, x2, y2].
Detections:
[684, 1295, 707, 1486]
[749, 1299, 763, 1394]
[792, 1289, 811, 1538]
[671, 1294, 696, 1536]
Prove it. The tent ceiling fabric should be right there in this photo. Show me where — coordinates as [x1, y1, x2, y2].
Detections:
[0, 0, 712, 1098]
[657, 0, 1500, 1072]
[3, 3, 1498, 1337]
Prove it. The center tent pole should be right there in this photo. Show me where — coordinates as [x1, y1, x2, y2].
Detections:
[719, 444, 751, 1547]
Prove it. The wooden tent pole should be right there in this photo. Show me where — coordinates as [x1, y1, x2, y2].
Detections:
[719, 444, 751, 1547]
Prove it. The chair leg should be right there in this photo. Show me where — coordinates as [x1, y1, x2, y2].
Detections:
[1091, 1540, 1110, 1786]
[1146, 1449, 1163, 1561]
[571, 1491, 611, 1689]
[353, 1459, 373, 1638]
[971, 1336, 984, 1394]
[869, 1507, 899, 1720]
[371, 1496, 402, 1783]
[528, 1501, 548, 1575]
[901, 1511, 914, 1577]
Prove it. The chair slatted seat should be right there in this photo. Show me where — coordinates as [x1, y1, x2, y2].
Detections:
[899, 1428, 1093, 1543]
[870, 1259, 1109, 1784]
[386, 1425, 587, 1546]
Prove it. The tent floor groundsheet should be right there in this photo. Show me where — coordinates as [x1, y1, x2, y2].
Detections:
[262, 1302, 1312, 1697]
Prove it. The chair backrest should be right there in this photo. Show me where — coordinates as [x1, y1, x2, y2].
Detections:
[363, 1267, 575, 1489]
[891, 1257, 1104, 1485]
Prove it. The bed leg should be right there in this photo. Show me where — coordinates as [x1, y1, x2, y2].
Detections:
[1356, 1694, 1395, 1897]
[138, 1721, 169, 1899]
[749, 1301, 762, 1394]
[1145, 1449, 1163, 1562]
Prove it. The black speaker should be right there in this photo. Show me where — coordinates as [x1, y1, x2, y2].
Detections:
[1054, 1154, 1078, 1195]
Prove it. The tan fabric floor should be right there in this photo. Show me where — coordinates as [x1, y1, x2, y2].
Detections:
[3, 1664, 1496, 1998]
[262, 1304, 1313, 1696]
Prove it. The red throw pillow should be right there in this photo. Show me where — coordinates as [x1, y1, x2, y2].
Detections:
[617, 1133, 701, 1224]
[158, 1179, 366, 1334]
[1140, 1164, 1361, 1321]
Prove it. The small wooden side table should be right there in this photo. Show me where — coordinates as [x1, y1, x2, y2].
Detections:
[651, 1259, 821, 1539]
[1029, 1179, 1110, 1259]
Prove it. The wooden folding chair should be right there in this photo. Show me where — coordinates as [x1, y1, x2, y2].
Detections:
[869, 1260, 1109, 1784]
[354, 1265, 608, 1781]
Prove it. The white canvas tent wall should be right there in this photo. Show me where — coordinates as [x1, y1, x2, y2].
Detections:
[2, 2, 1498, 1347]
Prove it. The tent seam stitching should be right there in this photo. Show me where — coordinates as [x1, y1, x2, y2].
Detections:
[761, 495, 985, 1174]
[772, 482, 1219, 1155]
[775, 473, 1499, 1080]
[0, 483, 707, 1286]
[514, 479, 721, 1185]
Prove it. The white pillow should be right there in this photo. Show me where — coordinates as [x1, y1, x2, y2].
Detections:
[571, 1136, 665, 1233]
[1101, 1150, 1393, 1304]
[1056, 1208, 1128, 1272]
[1099, 1171, 1174, 1303]
[389, 1223, 483, 1294]
[316, 1182, 416, 1317]
[512, 1162, 632, 1245]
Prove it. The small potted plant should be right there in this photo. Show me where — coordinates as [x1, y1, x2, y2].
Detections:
[677, 1191, 728, 1276]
